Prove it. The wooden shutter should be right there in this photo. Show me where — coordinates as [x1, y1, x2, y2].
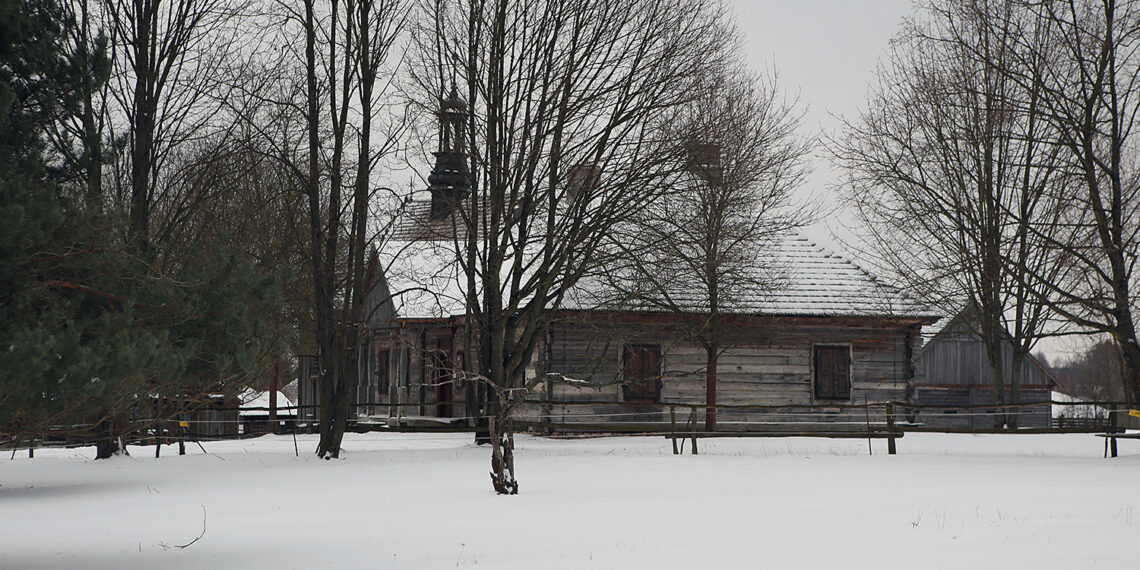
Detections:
[623, 345, 662, 402]
[814, 346, 851, 400]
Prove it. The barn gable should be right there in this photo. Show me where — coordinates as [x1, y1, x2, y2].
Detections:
[913, 312, 1056, 428]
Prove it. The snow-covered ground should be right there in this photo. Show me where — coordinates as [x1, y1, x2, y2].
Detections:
[2, 432, 1137, 569]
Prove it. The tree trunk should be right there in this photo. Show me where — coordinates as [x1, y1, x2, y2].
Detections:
[81, 63, 102, 206]
[128, 1, 156, 247]
[988, 352, 1004, 429]
[316, 332, 359, 458]
[318, 324, 364, 459]
[472, 381, 491, 445]
[317, 335, 341, 457]
[1118, 336, 1140, 406]
[72, 0, 103, 207]
[269, 362, 279, 428]
[1008, 349, 1023, 429]
[488, 414, 517, 495]
[981, 305, 1005, 429]
[705, 343, 717, 432]
[904, 327, 918, 423]
[316, 395, 347, 458]
[93, 417, 119, 459]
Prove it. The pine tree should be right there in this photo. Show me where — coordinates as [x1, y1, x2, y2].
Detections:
[1, 0, 292, 454]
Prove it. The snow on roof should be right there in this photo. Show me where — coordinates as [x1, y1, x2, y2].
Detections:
[753, 233, 935, 318]
[563, 232, 937, 319]
[379, 238, 468, 320]
[921, 315, 955, 341]
[378, 232, 937, 321]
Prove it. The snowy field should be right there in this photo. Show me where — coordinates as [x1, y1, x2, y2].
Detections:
[2, 432, 1137, 569]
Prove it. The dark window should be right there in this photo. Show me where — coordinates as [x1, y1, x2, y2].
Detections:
[814, 346, 851, 401]
[623, 344, 662, 402]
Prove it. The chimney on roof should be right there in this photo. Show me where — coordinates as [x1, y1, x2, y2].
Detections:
[428, 84, 471, 221]
[567, 163, 601, 200]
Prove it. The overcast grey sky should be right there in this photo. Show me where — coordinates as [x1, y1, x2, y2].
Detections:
[728, 1, 1084, 360]
[728, 0, 913, 247]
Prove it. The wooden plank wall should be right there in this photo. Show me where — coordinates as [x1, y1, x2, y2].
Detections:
[917, 325, 1053, 388]
[911, 387, 1053, 428]
[370, 325, 460, 420]
[522, 316, 922, 429]
[914, 320, 1055, 428]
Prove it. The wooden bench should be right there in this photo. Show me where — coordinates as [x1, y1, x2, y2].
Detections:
[663, 429, 903, 456]
[664, 431, 905, 439]
[1094, 433, 1140, 458]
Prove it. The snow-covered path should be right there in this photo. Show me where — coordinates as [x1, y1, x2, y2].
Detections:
[2, 433, 1136, 569]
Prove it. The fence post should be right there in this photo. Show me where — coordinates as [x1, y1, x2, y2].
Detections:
[670, 406, 678, 455]
[690, 407, 698, 456]
[178, 416, 186, 456]
[1109, 409, 1119, 458]
[292, 417, 299, 457]
[886, 402, 897, 455]
[396, 387, 407, 427]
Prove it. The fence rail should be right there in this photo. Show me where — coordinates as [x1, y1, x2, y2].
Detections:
[5, 399, 1136, 455]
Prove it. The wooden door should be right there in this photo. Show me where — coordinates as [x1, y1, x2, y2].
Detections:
[814, 346, 851, 401]
[623, 344, 662, 402]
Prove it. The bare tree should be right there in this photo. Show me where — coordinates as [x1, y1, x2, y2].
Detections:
[604, 64, 812, 432]
[291, 0, 407, 458]
[1054, 339, 1125, 402]
[199, 0, 408, 458]
[833, 0, 1070, 426]
[999, 0, 1140, 406]
[411, 0, 731, 493]
[102, 0, 248, 248]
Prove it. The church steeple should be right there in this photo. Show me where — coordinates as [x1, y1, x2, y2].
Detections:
[428, 84, 471, 221]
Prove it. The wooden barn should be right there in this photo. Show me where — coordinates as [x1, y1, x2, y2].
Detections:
[347, 233, 939, 432]
[913, 313, 1056, 428]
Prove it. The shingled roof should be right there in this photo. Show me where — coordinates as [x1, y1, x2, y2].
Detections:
[762, 233, 935, 318]
[376, 232, 937, 321]
[558, 232, 936, 319]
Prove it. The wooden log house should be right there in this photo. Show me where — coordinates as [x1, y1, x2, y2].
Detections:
[301, 91, 939, 432]
[342, 233, 939, 433]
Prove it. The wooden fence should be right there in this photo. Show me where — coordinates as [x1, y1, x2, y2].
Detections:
[6, 399, 1138, 457]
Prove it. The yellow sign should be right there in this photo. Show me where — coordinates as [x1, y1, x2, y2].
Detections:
[1129, 409, 1140, 418]
[179, 421, 189, 428]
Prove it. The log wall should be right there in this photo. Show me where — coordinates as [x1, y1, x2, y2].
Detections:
[522, 314, 924, 430]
